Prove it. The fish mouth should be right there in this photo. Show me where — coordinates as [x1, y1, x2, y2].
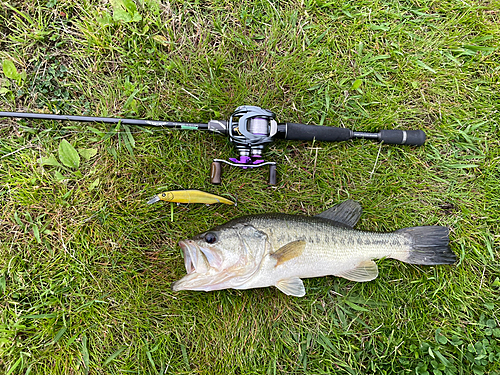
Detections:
[179, 240, 200, 274]
[174, 240, 230, 292]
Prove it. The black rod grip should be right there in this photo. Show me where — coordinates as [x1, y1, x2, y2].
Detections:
[379, 130, 426, 146]
[284, 123, 353, 142]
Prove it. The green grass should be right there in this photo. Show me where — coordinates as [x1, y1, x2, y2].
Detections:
[1, 0, 499, 374]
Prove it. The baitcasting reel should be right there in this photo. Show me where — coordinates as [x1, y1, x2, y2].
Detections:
[208, 106, 278, 185]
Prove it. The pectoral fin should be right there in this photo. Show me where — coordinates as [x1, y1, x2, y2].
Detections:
[276, 277, 306, 297]
[336, 260, 379, 282]
[270, 240, 306, 267]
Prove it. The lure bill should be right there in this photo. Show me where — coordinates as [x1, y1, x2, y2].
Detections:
[147, 190, 235, 205]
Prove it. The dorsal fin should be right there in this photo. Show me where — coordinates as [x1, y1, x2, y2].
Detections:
[315, 200, 362, 228]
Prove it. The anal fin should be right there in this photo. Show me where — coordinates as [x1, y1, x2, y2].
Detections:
[276, 277, 306, 297]
[270, 240, 306, 267]
[336, 260, 379, 282]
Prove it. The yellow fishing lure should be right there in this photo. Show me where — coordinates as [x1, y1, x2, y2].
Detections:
[147, 190, 234, 205]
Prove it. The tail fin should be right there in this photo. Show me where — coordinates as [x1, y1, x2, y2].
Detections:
[395, 226, 456, 265]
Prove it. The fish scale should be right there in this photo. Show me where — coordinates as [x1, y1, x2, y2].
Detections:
[241, 216, 410, 284]
[252, 215, 408, 258]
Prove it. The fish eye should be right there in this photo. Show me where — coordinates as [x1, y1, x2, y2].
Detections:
[204, 232, 217, 244]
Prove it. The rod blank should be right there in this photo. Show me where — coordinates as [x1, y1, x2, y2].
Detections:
[0, 111, 208, 130]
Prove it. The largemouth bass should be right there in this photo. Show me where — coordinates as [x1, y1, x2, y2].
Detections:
[173, 200, 456, 297]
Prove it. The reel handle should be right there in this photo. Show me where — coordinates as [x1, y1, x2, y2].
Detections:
[210, 160, 277, 185]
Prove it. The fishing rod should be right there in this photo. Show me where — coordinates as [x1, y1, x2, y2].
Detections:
[0, 105, 426, 185]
